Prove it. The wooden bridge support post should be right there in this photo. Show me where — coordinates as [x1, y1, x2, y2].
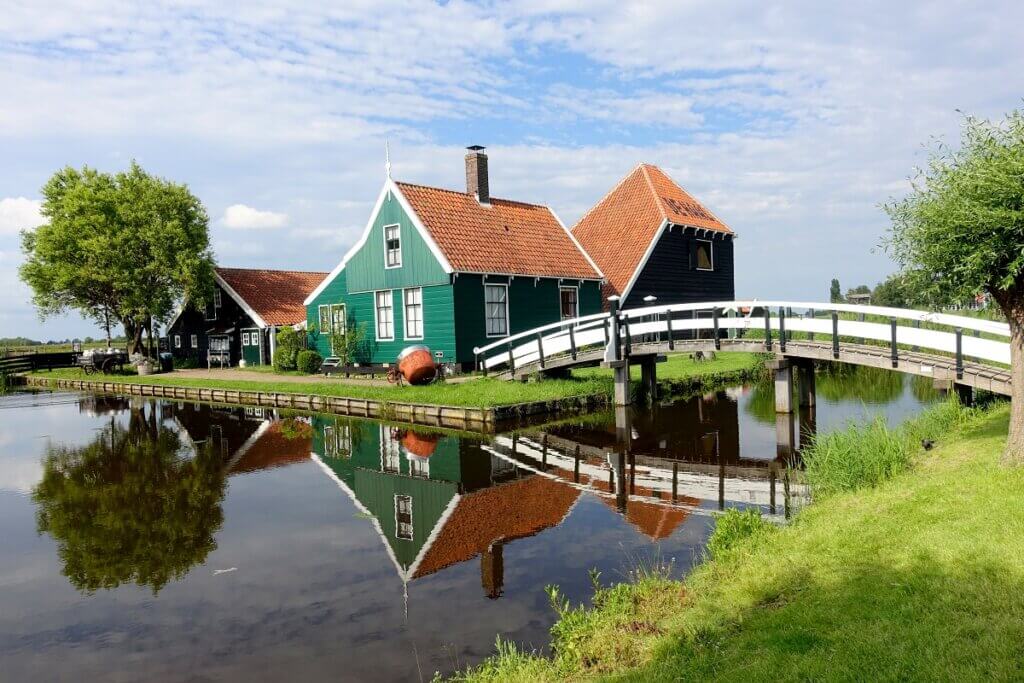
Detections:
[612, 364, 631, 406]
[640, 356, 658, 399]
[796, 360, 816, 408]
[955, 383, 974, 407]
[776, 412, 796, 461]
[769, 358, 794, 413]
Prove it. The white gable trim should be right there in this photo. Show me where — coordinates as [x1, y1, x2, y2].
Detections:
[551, 209, 605, 280]
[303, 178, 454, 306]
[216, 271, 269, 328]
[619, 219, 668, 303]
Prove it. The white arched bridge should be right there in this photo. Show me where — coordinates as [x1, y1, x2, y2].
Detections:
[474, 300, 1011, 409]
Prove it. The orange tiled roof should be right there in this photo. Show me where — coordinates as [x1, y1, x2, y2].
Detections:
[229, 420, 312, 474]
[217, 267, 328, 326]
[395, 181, 601, 280]
[571, 164, 731, 299]
[412, 475, 579, 579]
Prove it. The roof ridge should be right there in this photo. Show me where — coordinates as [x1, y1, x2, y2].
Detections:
[570, 163, 648, 231]
[394, 179, 551, 210]
[639, 163, 669, 222]
[217, 266, 328, 275]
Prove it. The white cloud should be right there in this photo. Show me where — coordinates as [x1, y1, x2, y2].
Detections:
[0, 197, 43, 235]
[222, 204, 289, 230]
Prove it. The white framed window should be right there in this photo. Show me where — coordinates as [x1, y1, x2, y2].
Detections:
[695, 239, 714, 271]
[559, 286, 579, 320]
[381, 426, 401, 472]
[409, 457, 429, 478]
[485, 283, 509, 337]
[395, 495, 413, 540]
[384, 223, 402, 268]
[242, 332, 249, 345]
[173, 335, 181, 348]
[331, 304, 347, 336]
[403, 288, 423, 340]
[204, 300, 217, 321]
[375, 290, 395, 341]
[324, 425, 336, 457]
[318, 305, 331, 335]
[214, 289, 222, 307]
[190, 334, 198, 348]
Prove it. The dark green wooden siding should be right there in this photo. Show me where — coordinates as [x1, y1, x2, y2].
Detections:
[452, 275, 603, 362]
[345, 190, 450, 293]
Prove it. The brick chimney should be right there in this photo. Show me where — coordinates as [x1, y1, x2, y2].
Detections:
[465, 145, 489, 204]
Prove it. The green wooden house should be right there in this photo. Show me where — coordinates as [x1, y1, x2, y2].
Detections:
[304, 146, 604, 369]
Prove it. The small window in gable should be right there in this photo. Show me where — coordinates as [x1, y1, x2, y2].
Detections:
[384, 224, 402, 268]
[695, 240, 714, 271]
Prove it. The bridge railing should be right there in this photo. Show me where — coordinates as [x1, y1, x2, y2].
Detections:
[474, 300, 1010, 376]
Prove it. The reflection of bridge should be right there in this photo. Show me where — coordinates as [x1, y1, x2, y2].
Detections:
[474, 301, 1011, 407]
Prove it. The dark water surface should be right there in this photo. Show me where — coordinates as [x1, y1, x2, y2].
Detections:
[0, 367, 935, 681]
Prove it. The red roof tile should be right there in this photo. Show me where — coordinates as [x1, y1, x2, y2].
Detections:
[412, 475, 579, 579]
[395, 181, 601, 280]
[229, 420, 312, 474]
[217, 267, 327, 326]
[571, 164, 731, 298]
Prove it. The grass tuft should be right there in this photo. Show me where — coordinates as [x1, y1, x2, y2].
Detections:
[705, 508, 775, 559]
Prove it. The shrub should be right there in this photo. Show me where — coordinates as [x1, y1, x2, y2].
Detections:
[272, 347, 296, 371]
[173, 356, 201, 370]
[274, 327, 302, 370]
[296, 350, 323, 374]
[706, 508, 774, 559]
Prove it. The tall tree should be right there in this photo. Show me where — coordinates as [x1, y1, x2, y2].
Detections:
[829, 278, 843, 303]
[886, 110, 1024, 465]
[20, 162, 215, 354]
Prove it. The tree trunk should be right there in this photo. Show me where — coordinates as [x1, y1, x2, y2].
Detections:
[104, 308, 112, 347]
[992, 286, 1024, 466]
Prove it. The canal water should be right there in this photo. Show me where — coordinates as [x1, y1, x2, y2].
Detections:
[0, 366, 935, 681]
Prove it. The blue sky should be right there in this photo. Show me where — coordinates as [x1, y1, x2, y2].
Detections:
[2, 1, 1023, 340]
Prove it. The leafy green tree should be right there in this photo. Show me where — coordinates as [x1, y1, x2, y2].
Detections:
[32, 408, 227, 593]
[273, 326, 302, 370]
[886, 110, 1024, 464]
[20, 162, 215, 354]
[871, 273, 911, 308]
[830, 278, 843, 303]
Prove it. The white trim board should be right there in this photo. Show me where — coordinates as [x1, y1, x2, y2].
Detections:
[551, 209, 604, 280]
[304, 178, 454, 306]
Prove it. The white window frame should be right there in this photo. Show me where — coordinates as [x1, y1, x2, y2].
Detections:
[409, 457, 429, 478]
[380, 426, 401, 472]
[374, 290, 395, 341]
[403, 287, 424, 340]
[695, 239, 714, 272]
[318, 305, 331, 336]
[383, 223, 402, 269]
[190, 334, 198, 348]
[394, 494, 413, 540]
[559, 285, 579, 320]
[242, 332, 249, 346]
[484, 283, 510, 338]
[173, 335, 181, 349]
[331, 303, 347, 336]
[214, 289, 222, 307]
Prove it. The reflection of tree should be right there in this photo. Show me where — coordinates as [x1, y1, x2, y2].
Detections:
[32, 408, 226, 594]
[746, 365, 906, 424]
[910, 375, 941, 404]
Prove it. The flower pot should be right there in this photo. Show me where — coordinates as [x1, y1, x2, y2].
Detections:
[137, 362, 153, 376]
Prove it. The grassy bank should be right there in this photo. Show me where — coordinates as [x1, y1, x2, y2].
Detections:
[24, 352, 760, 409]
[458, 400, 1024, 681]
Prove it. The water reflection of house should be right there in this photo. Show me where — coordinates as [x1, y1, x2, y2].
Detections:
[310, 417, 579, 598]
[168, 404, 312, 474]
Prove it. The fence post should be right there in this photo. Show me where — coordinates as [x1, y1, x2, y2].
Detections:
[608, 299, 621, 361]
[764, 308, 772, 352]
[779, 308, 787, 352]
[712, 308, 721, 350]
[477, 351, 487, 376]
[955, 328, 964, 379]
[536, 332, 545, 369]
[666, 310, 675, 351]
[808, 308, 815, 342]
[890, 317, 898, 368]
[507, 342, 516, 375]
[913, 319, 920, 353]
[568, 325, 577, 360]
[832, 312, 840, 359]
[623, 317, 632, 359]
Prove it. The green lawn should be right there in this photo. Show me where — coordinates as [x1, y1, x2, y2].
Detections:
[460, 402, 1024, 681]
[27, 353, 760, 408]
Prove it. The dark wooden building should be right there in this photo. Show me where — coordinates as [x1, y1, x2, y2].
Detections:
[166, 267, 326, 367]
[572, 163, 735, 310]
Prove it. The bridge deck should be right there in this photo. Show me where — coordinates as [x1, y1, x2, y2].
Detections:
[502, 339, 1011, 396]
